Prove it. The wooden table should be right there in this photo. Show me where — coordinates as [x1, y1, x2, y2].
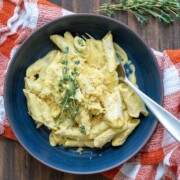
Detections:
[0, 1, 179, 180]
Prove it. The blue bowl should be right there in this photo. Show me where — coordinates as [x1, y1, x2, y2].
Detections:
[4, 14, 163, 174]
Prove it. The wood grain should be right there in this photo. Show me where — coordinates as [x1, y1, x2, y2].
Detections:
[0, 0, 179, 180]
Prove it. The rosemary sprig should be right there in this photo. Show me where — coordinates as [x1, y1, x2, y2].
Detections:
[56, 58, 81, 126]
[99, 0, 180, 24]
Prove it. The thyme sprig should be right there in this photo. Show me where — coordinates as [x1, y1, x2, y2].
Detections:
[56, 59, 81, 126]
[99, 0, 180, 24]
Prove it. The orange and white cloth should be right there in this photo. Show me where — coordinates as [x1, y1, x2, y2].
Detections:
[0, 0, 179, 179]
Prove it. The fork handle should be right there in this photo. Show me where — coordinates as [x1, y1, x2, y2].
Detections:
[125, 78, 180, 143]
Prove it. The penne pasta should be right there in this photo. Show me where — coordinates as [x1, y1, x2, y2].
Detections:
[74, 36, 86, 51]
[94, 129, 118, 148]
[23, 31, 148, 149]
[49, 132, 65, 146]
[112, 119, 140, 146]
[64, 31, 74, 45]
[55, 126, 88, 141]
[102, 32, 117, 72]
[101, 88, 124, 128]
[89, 121, 109, 139]
[50, 34, 76, 57]
[119, 83, 148, 117]
[23, 90, 56, 129]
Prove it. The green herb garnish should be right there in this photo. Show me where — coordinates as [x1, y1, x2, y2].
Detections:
[71, 67, 80, 76]
[74, 60, 80, 65]
[79, 125, 86, 133]
[57, 117, 63, 124]
[61, 59, 68, 65]
[78, 38, 85, 46]
[99, 0, 180, 24]
[63, 46, 69, 54]
[75, 50, 82, 54]
[56, 60, 80, 126]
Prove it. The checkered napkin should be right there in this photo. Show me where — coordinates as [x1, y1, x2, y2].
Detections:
[0, 0, 179, 179]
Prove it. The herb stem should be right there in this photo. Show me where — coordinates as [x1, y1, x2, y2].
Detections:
[99, 0, 180, 24]
[57, 59, 81, 126]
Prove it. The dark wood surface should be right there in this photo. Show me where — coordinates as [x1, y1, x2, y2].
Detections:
[0, 1, 179, 180]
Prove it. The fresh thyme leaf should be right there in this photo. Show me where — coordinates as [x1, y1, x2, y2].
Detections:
[59, 80, 64, 87]
[63, 76, 71, 81]
[99, 0, 180, 24]
[75, 50, 82, 54]
[63, 67, 69, 74]
[71, 91, 76, 96]
[72, 67, 80, 76]
[59, 89, 63, 93]
[107, 9, 115, 17]
[74, 60, 80, 65]
[72, 81, 79, 90]
[63, 47, 69, 54]
[61, 60, 68, 65]
[79, 125, 86, 133]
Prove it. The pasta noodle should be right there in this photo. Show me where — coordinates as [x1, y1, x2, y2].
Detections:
[23, 31, 148, 148]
